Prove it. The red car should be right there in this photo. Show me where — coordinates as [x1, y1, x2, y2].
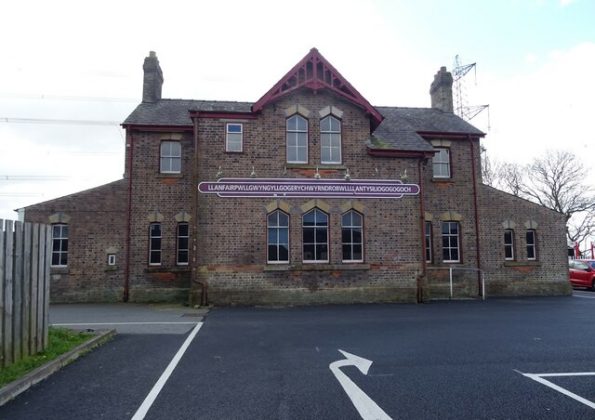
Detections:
[569, 259, 595, 289]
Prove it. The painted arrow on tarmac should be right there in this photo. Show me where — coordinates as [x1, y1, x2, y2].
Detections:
[329, 349, 392, 420]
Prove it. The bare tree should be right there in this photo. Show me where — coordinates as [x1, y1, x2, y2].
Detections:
[492, 150, 595, 243]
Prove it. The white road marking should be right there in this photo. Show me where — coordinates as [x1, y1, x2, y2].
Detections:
[519, 370, 595, 410]
[131, 322, 203, 420]
[52, 321, 198, 326]
[329, 349, 392, 420]
[572, 294, 595, 299]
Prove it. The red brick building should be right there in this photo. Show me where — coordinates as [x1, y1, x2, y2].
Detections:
[23, 49, 570, 304]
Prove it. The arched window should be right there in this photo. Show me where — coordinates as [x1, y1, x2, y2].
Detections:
[286, 115, 308, 163]
[51, 224, 69, 267]
[320, 115, 341, 164]
[149, 223, 162, 266]
[177, 222, 190, 265]
[302, 208, 328, 262]
[526, 229, 537, 260]
[441, 221, 460, 263]
[504, 229, 515, 260]
[342, 210, 363, 262]
[267, 210, 289, 263]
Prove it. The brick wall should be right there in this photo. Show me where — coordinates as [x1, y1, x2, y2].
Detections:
[478, 185, 571, 296]
[193, 90, 425, 304]
[24, 180, 128, 302]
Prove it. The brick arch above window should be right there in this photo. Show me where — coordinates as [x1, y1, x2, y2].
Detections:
[524, 220, 539, 229]
[424, 212, 434, 221]
[175, 211, 192, 222]
[284, 104, 311, 118]
[502, 220, 516, 229]
[265, 199, 291, 214]
[147, 211, 164, 223]
[439, 211, 463, 222]
[49, 212, 70, 224]
[301, 199, 330, 214]
[318, 105, 344, 119]
[340, 200, 365, 214]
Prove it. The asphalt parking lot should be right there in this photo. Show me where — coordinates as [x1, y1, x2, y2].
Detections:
[2, 294, 595, 419]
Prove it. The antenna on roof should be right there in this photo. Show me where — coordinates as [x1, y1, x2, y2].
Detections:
[453, 55, 490, 130]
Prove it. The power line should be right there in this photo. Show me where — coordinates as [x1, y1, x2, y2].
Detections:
[0, 117, 122, 126]
[0, 175, 69, 181]
[0, 93, 137, 103]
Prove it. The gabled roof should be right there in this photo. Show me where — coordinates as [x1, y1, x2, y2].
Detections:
[123, 99, 252, 127]
[252, 48, 384, 129]
[367, 107, 485, 153]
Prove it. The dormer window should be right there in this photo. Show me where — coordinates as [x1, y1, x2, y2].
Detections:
[320, 115, 341, 164]
[286, 114, 308, 163]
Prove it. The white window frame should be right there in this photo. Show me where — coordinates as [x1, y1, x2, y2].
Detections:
[226, 123, 243, 153]
[302, 208, 329, 263]
[504, 229, 515, 261]
[160, 141, 181, 174]
[321, 115, 342, 164]
[425, 221, 433, 263]
[342, 210, 363, 263]
[441, 221, 460, 263]
[267, 210, 290, 264]
[149, 223, 162, 266]
[526, 229, 537, 261]
[51, 224, 68, 267]
[286, 115, 308, 164]
[433, 148, 451, 178]
[177, 222, 190, 266]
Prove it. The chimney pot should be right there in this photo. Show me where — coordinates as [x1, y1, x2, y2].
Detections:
[142, 51, 164, 103]
[429, 67, 453, 113]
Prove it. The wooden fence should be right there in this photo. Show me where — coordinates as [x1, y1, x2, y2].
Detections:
[0, 219, 51, 368]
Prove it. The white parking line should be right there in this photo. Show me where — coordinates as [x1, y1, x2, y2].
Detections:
[131, 322, 203, 420]
[519, 370, 595, 410]
[52, 322, 198, 326]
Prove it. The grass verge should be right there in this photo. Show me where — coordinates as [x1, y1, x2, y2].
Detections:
[0, 327, 94, 387]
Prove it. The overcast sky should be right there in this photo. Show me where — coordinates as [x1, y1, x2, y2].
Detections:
[1, 0, 594, 222]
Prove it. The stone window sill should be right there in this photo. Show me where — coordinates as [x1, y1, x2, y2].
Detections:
[145, 266, 191, 273]
[263, 263, 370, 272]
[286, 164, 347, 170]
[503, 261, 541, 267]
[157, 173, 183, 179]
[50, 267, 69, 274]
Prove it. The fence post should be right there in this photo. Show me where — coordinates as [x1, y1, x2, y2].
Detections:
[30, 223, 39, 355]
[3, 220, 14, 366]
[36, 224, 46, 353]
[43, 224, 51, 348]
[22, 222, 32, 358]
[13, 221, 23, 362]
[0, 219, 5, 367]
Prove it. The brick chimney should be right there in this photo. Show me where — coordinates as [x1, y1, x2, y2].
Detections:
[142, 51, 163, 103]
[429, 66, 453, 113]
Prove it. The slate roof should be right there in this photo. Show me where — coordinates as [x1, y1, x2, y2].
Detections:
[123, 99, 252, 126]
[122, 100, 484, 152]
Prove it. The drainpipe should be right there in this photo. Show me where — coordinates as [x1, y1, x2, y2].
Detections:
[123, 131, 134, 302]
[191, 114, 207, 306]
[417, 158, 427, 303]
[469, 135, 482, 297]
